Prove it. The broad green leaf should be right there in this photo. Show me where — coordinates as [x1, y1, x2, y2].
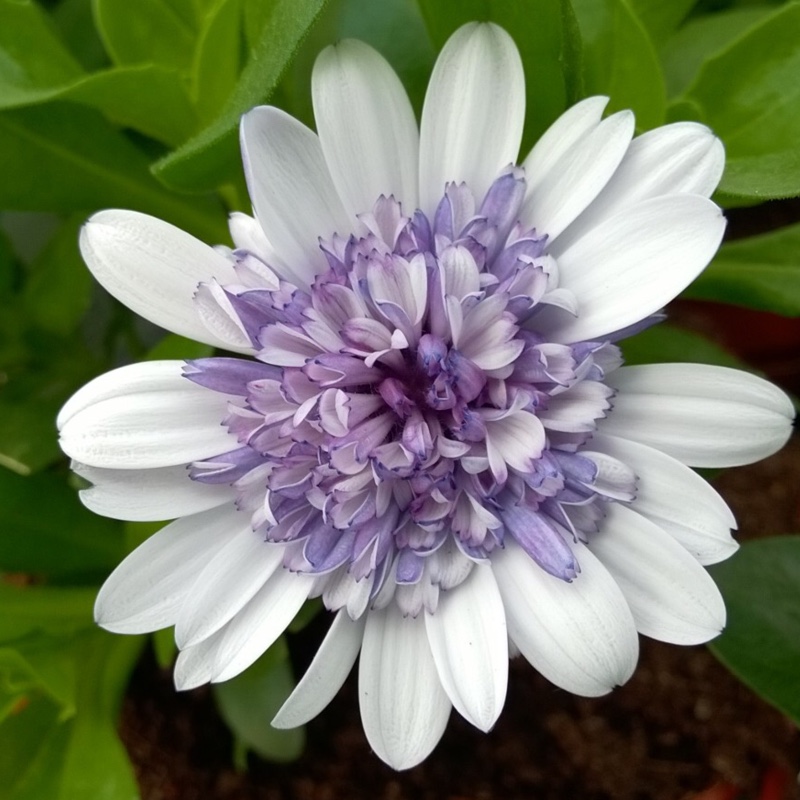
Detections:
[192, 0, 243, 126]
[0, 585, 96, 642]
[0, 469, 124, 580]
[93, 0, 197, 70]
[213, 639, 305, 764]
[152, 0, 330, 191]
[627, 0, 695, 44]
[683, 222, 800, 315]
[621, 323, 746, 369]
[51, 0, 109, 72]
[417, 0, 581, 150]
[661, 7, 773, 98]
[0, 0, 84, 106]
[678, 3, 800, 200]
[145, 333, 215, 361]
[570, 0, 666, 130]
[0, 400, 64, 476]
[709, 536, 800, 726]
[0, 102, 227, 241]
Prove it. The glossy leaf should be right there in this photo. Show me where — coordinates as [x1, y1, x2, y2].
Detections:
[213, 639, 305, 764]
[570, 0, 665, 130]
[683, 223, 800, 316]
[709, 537, 800, 726]
[153, 0, 330, 191]
[417, 0, 581, 150]
[678, 3, 800, 200]
[627, 0, 695, 44]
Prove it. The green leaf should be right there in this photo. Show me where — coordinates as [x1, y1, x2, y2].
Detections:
[621, 323, 746, 369]
[0, 469, 124, 580]
[709, 536, 800, 726]
[0, 400, 64, 476]
[682, 222, 800, 315]
[145, 333, 215, 360]
[627, 0, 695, 44]
[152, 0, 330, 192]
[213, 638, 305, 764]
[570, 0, 666, 130]
[93, 0, 197, 70]
[0, 585, 96, 642]
[0, 102, 227, 241]
[152, 628, 177, 669]
[51, 0, 110, 72]
[678, 3, 800, 200]
[660, 7, 773, 98]
[417, 0, 581, 151]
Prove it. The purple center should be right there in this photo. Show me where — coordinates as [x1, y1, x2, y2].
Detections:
[184, 168, 636, 615]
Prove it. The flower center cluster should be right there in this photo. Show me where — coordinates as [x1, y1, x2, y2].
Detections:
[185, 169, 636, 616]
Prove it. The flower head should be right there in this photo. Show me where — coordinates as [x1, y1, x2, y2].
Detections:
[58, 23, 794, 770]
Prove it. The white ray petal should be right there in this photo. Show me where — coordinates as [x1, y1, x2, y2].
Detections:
[359, 607, 451, 770]
[80, 210, 250, 352]
[240, 107, 352, 288]
[211, 568, 314, 683]
[520, 110, 634, 240]
[313, 39, 419, 218]
[589, 505, 726, 644]
[174, 626, 228, 691]
[493, 539, 638, 697]
[425, 565, 508, 731]
[272, 610, 366, 728]
[538, 194, 725, 343]
[590, 433, 738, 564]
[419, 23, 525, 217]
[73, 462, 234, 522]
[599, 364, 794, 467]
[556, 122, 725, 251]
[174, 526, 285, 648]
[58, 361, 237, 469]
[94, 504, 242, 634]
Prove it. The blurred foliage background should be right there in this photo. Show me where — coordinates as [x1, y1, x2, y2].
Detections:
[1, 0, 799, 796]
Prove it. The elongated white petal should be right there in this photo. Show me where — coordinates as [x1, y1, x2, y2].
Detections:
[520, 110, 634, 241]
[538, 194, 725, 343]
[80, 210, 249, 351]
[556, 122, 725, 251]
[359, 607, 451, 770]
[174, 626, 228, 691]
[419, 23, 524, 217]
[174, 526, 285, 648]
[588, 505, 726, 644]
[94, 504, 242, 633]
[424, 565, 507, 731]
[600, 364, 795, 468]
[73, 462, 234, 522]
[521, 96, 609, 192]
[212, 568, 314, 683]
[493, 540, 638, 697]
[58, 361, 237, 469]
[590, 433, 738, 564]
[313, 39, 419, 218]
[240, 107, 351, 287]
[272, 610, 366, 728]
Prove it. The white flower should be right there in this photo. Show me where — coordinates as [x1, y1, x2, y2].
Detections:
[58, 23, 794, 770]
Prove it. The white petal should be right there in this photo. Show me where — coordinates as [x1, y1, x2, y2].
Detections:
[73, 462, 234, 522]
[312, 39, 419, 218]
[588, 504, 726, 644]
[521, 96, 609, 194]
[424, 565, 508, 732]
[419, 23, 525, 217]
[80, 210, 250, 351]
[211, 568, 314, 683]
[539, 194, 726, 343]
[174, 526, 284, 648]
[493, 539, 638, 697]
[58, 361, 237, 469]
[600, 364, 795, 467]
[520, 110, 634, 240]
[174, 626, 228, 691]
[193, 280, 253, 351]
[94, 504, 242, 634]
[590, 433, 738, 564]
[555, 122, 725, 252]
[272, 610, 366, 728]
[359, 607, 451, 770]
[227, 212, 284, 285]
[240, 106, 352, 287]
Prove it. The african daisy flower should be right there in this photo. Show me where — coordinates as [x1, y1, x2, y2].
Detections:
[58, 22, 793, 770]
